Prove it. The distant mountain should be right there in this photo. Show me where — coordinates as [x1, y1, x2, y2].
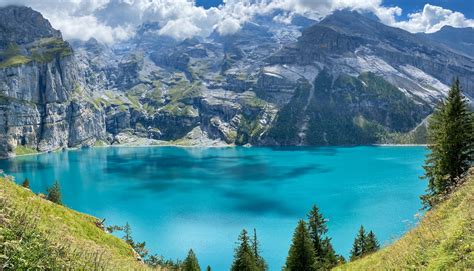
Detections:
[420, 26, 474, 58]
[262, 10, 473, 144]
[1, 6, 474, 157]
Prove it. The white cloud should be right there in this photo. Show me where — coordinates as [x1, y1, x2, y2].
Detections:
[388, 4, 474, 33]
[48, 14, 134, 44]
[0, 0, 472, 43]
[216, 17, 241, 35]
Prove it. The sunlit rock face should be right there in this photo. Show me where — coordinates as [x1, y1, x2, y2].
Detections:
[0, 6, 105, 157]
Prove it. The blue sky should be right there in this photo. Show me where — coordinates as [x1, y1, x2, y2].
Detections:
[383, 0, 474, 18]
[196, 0, 223, 9]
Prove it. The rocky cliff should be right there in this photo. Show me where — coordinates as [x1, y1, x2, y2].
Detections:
[0, 6, 105, 157]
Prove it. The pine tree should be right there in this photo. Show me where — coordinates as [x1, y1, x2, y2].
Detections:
[182, 249, 201, 271]
[306, 205, 340, 269]
[364, 231, 380, 253]
[284, 220, 317, 271]
[22, 178, 30, 189]
[423, 78, 474, 207]
[350, 226, 366, 261]
[46, 181, 62, 205]
[251, 228, 267, 270]
[123, 222, 134, 246]
[320, 237, 340, 268]
[231, 229, 259, 271]
[307, 205, 327, 257]
[206, 265, 211, 271]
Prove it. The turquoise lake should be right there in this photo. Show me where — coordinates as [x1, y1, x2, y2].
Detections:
[0, 146, 428, 270]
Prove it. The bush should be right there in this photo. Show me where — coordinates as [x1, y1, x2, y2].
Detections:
[22, 178, 30, 189]
[46, 181, 62, 205]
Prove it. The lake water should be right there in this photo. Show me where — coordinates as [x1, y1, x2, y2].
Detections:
[0, 146, 427, 270]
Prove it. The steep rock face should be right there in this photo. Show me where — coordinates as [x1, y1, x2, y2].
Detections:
[98, 87, 276, 146]
[0, 6, 105, 157]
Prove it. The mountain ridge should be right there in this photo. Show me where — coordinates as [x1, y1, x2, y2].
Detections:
[0, 5, 473, 157]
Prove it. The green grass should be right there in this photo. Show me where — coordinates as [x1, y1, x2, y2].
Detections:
[93, 140, 108, 147]
[160, 103, 198, 117]
[0, 38, 73, 69]
[0, 55, 31, 68]
[168, 82, 202, 103]
[240, 93, 268, 110]
[0, 177, 152, 270]
[13, 145, 37, 156]
[30, 38, 73, 63]
[335, 171, 474, 270]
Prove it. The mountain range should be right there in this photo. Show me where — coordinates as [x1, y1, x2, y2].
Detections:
[0, 5, 473, 157]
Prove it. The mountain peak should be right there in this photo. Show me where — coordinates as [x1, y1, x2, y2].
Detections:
[319, 9, 384, 36]
[438, 25, 474, 32]
[0, 5, 61, 48]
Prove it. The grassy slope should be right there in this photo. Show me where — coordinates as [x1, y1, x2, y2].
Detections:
[335, 172, 474, 270]
[0, 177, 152, 270]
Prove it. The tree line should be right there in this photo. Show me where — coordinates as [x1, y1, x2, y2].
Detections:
[109, 204, 379, 271]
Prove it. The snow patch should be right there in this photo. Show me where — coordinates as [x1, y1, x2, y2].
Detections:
[399, 65, 449, 100]
[262, 64, 319, 83]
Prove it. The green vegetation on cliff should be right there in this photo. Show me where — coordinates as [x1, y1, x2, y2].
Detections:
[0, 38, 72, 69]
[13, 145, 37, 156]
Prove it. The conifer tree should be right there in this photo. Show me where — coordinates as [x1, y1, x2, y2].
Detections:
[231, 229, 259, 271]
[22, 178, 30, 189]
[123, 222, 134, 246]
[251, 228, 267, 270]
[307, 205, 340, 269]
[364, 231, 380, 253]
[350, 226, 366, 261]
[307, 205, 327, 257]
[206, 265, 211, 271]
[320, 237, 340, 268]
[182, 249, 201, 271]
[423, 78, 474, 207]
[46, 181, 62, 205]
[284, 220, 317, 271]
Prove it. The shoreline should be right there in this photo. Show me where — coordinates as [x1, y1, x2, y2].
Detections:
[374, 144, 428, 147]
[5, 142, 428, 159]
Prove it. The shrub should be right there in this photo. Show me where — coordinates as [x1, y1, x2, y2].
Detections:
[46, 181, 62, 205]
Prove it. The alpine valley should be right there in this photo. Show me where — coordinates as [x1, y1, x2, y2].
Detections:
[1, 5, 474, 158]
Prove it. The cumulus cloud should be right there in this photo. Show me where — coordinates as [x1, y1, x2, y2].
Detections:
[0, 0, 472, 43]
[216, 17, 242, 35]
[389, 4, 474, 33]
